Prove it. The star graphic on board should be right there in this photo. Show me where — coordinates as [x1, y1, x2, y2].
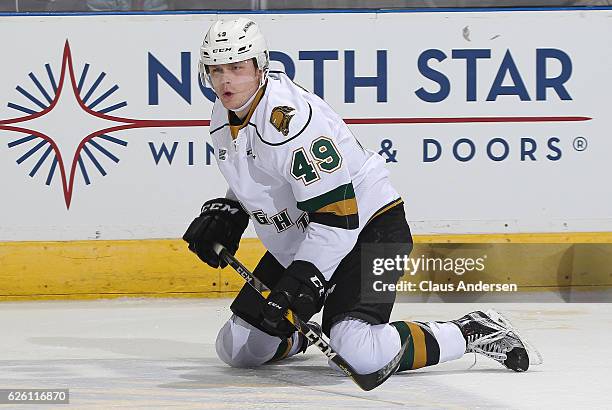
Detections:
[0, 40, 209, 209]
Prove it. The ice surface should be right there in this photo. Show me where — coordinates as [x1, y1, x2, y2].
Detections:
[0, 298, 609, 409]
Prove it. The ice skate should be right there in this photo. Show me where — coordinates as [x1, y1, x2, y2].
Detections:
[453, 309, 542, 372]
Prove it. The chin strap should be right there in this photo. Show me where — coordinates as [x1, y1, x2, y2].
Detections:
[232, 77, 268, 113]
[233, 87, 261, 113]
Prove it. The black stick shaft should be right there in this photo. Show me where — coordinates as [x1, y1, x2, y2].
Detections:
[213, 244, 406, 391]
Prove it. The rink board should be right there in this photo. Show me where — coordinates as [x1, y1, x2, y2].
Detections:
[0, 9, 611, 299]
[2, 234, 612, 301]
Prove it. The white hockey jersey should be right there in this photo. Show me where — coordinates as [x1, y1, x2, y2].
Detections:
[209, 71, 401, 281]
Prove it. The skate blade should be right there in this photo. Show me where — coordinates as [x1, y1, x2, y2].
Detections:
[485, 309, 543, 366]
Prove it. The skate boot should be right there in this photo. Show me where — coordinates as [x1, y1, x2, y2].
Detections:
[298, 321, 323, 353]
[453, 309, 540, 372]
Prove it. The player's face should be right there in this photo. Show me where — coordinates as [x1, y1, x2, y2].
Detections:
[208, 60, 261, 111]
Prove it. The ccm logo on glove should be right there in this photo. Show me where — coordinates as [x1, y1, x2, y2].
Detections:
[310, 276, 325, 297]
[183, 197, 250, 268]
[201, 202, 243, 214]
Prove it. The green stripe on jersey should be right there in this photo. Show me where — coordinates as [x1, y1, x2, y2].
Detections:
[297, 183, 356, 212]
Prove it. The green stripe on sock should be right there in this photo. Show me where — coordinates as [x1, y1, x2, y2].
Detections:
[391, 321, 414, 372]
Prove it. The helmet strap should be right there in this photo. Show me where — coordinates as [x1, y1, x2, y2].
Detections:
[232, 71, 267, 113]
[233, 87, 260, 113]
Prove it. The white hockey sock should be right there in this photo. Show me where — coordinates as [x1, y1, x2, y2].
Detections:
[425, 321, 467, 363]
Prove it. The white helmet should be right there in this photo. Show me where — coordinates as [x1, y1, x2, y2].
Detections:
[199, 18, 269, 87]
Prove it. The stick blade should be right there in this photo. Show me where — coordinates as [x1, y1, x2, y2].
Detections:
[351, 338, 408, 391]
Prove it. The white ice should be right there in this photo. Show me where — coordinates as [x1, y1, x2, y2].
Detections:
[0, 299, 610, 409]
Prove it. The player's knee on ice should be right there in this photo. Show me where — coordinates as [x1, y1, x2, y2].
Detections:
[328, 318, 401, 375]
[215, 315, 279, 368]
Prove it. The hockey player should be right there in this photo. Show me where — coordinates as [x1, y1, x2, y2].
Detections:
[183, 17, 536, 378]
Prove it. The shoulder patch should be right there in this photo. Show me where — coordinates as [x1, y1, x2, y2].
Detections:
[269, 106, 296, 136]
[251, 73, 313, 146]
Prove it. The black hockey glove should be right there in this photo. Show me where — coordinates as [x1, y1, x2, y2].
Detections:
[262, 260, 327, 337]
[182, 198, 249, 268]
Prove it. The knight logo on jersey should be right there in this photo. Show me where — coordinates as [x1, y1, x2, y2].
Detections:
[270, 106, 296, 136]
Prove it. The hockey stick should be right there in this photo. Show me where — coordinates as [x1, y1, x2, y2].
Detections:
[213, 243, 407, 391]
